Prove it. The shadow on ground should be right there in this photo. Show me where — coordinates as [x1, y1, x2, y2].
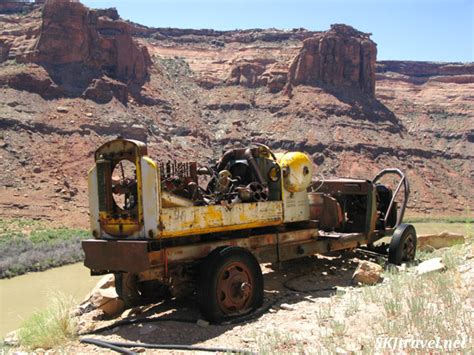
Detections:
[90, 249, 382, 346]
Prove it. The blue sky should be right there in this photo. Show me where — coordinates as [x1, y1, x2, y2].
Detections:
[82, 0, 473, 62]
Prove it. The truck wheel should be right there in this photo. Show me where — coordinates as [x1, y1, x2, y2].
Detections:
[197, 246, 263, 323]
[115, 272, 141, 307]
[388, 224, 417, 265]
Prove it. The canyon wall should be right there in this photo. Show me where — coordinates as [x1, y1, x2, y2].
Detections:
[0, 3, 472, 226]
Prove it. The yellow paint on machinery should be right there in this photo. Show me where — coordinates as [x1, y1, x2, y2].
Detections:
[159, 201, 283, 238]
[277, 152, 313, 192]
[89, 138, 313, 240]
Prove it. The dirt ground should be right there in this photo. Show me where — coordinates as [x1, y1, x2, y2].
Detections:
[70, 251, 370, 354]
[62, 242, 473, 354]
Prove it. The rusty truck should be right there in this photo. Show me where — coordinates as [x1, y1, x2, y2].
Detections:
[82, 138, 417, 321]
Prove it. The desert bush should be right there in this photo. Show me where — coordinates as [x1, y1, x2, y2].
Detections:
[0, 219, 88, 278]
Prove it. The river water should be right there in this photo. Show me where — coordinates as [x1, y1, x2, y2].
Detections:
[0, 263, 101, 337]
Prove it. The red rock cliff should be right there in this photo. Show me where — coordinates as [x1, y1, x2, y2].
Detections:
[286, 24, 377, 95]
[18, 0, 150, 84]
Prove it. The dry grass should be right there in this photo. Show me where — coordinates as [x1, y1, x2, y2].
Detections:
[17, 293, 78, 350]
[254, 224, 473, 353]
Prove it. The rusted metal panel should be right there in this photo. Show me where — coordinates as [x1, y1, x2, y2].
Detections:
[159, 201, 283, 238]
[278, 236, 361, 261]
[148, 228, 327, 267]
[278, 229, 319, 244]
[82, 239, 150, 273]
[148, 233, 278, 265]
[138, 266, 164, 282]
[317, 179, 370, 195]
[282, 190, 310, 222]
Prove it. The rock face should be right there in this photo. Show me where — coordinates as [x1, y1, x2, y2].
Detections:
[377, 61, 474, 77]
[1, 1, 150, 103]
[286, 24, 377, 95]
[376, 60, 474, 84]
[227, 60, 266, 88]
[29, 1, 150, 84]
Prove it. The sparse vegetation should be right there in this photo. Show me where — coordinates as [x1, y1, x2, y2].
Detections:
[17, 293, 77, 350]
[256, 329, 298, 354]
[252, 223, 473, 353]
[406, 216, 473, 224]
[405, 209, 473, 224]
[371, 245, 472, 347]
[0, 218, 89, 278]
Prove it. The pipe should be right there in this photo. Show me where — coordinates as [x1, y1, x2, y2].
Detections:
[372, 168, 410, 227]
[80, 338, 136, 354]
[81, 295, 280, 336]
[80, 338, 254, 354]
[244, 148, 267, 187]
[216, 148, 247, 171]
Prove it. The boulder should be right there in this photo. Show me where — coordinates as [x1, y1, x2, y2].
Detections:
[280, 303, 296, 311]
[416, 257, 446, 275]
[80, 274, 125, 317]
[121, 306, 143, 319]
[286, 24, 377, 96]
[352, 260, 383, 285]
[417, 232, 465, 251]
[56, 106, 69, 113]
[227, 60, 266, 88]
[83, 76, 129, 104]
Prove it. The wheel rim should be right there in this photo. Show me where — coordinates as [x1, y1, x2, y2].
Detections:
[216, 261, 253, 314]
[402, 233, 416, 261]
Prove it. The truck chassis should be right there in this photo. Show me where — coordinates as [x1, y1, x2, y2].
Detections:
[82, 139, 417, 322]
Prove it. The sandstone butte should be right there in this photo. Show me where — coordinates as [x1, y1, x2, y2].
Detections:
[0, 1, 472, 227]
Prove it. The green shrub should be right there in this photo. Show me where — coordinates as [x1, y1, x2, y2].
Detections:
[0, 219, 89, 278]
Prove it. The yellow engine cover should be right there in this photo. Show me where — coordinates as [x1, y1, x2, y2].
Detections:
[277, 152, 313, 192]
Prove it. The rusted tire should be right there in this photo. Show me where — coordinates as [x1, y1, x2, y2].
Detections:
[197, 247, 263, 322]
[115, 273, 169, 307]
[388, 224, 417, 265]
[115, 273, 141, 307]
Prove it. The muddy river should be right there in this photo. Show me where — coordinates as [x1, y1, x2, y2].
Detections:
[0, 263, 101, 337]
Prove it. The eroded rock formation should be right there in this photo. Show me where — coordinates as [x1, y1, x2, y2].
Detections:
[0, 0, 150, 103]
[377, 60, 474, 84]
[227, 59, 267, 88]
[31, 1, 150, 83]
[223, 24, 377, 96]
[286, 24, 377, 95]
